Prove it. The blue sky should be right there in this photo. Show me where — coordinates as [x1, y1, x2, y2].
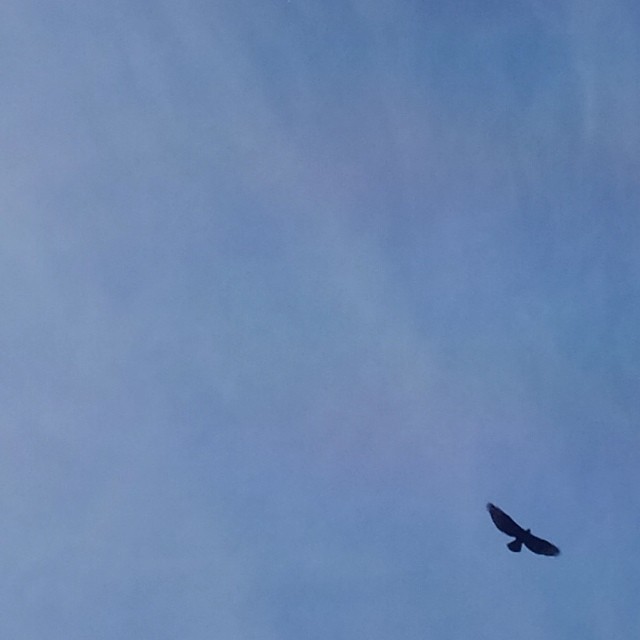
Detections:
[2, 0, 640, 637]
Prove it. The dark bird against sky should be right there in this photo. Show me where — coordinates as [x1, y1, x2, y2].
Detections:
[487, 503, 560, 556]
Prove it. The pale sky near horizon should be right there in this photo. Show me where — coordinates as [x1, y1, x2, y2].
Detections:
[2, 1, 640, 638]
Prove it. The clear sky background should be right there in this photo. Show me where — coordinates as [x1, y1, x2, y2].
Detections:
[2, 1, 640, 638]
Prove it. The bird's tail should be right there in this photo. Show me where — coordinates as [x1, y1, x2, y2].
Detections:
[507, 539, 523, 553]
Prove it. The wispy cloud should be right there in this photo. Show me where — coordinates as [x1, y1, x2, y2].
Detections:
[1, 1, 639, 637]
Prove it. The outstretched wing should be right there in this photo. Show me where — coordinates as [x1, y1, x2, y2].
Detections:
[486, 503, 526, 538]
[523, 533, 560, 556]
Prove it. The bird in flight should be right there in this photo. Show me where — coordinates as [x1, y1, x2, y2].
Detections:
[487, 503, 560, 556]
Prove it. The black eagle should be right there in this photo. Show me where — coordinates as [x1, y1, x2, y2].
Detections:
[487, 503, 560, 556]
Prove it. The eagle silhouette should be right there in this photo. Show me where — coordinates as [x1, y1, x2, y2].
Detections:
[487, 503, 560, 556]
